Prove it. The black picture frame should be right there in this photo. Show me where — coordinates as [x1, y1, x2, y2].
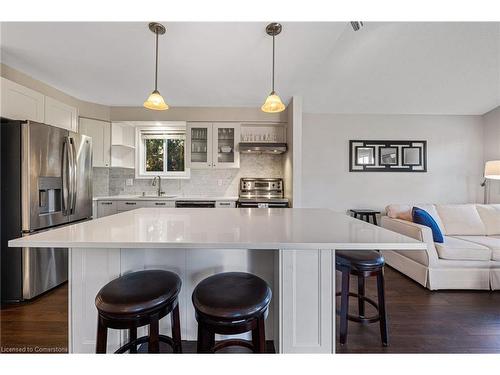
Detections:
[379, 147, 399, 166]
[349, 140, 427, 172]
[401, 146, 422, 166]
[354, 146, 376, 166]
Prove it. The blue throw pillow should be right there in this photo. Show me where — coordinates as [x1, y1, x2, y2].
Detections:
[412, 207, 444, 243]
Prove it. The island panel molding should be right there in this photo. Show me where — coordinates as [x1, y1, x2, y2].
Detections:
[349, 140, 427, 172]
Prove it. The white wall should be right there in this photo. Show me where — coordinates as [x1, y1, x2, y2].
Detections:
[483, 106, 500, 203]
[301, 113, 485, 212]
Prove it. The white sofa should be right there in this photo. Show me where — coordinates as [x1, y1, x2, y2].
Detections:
[381, 204, 500, 290]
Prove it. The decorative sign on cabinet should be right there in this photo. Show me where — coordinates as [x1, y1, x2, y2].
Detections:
[187, 122, 240, 169]
[79, 118, 111, 167]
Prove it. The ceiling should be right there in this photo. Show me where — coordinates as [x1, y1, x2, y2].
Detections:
[1, 22, 499, 114]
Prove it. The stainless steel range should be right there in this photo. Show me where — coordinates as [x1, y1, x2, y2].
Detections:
[237, 178, 289, 208]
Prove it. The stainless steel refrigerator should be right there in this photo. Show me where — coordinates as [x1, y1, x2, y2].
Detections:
[1, 118, 92, 302]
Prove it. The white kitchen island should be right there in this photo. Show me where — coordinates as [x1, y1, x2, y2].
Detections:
[9, 208, 425, 354]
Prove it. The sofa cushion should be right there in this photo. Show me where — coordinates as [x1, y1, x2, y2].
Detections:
[416, 204, 445, 233]
[412, 207, 444, 243]
[476, 205, 500, 236]
[386, 204, 413, 221]
[455, 235, 500, 261]
[435, 204, 486, 236]
[434, 236, 491, 261]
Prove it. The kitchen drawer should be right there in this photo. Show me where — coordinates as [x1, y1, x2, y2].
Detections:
[116, 200, 145, 212]
[143, 200, 176, 208]
[215, 200, 236, 208]
[97, 201, 117, 218]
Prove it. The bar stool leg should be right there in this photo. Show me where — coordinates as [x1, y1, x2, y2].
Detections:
[252, 316, 266, 353]
[376, 270, 389, 346]
[96, 315, 108, 354]
[171, 303, 182, 353]
[129, 328, 137, 353]
[372, 213, 378, 226]
[339, 266, 350, 345]
[148, 313, 160, 353]
[357, 276, 365, 318]
[197, 324, 213, 353]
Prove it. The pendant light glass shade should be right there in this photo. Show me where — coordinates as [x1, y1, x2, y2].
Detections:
[144, 90, 169, 110]
[261, 91, 285, 113]
[144, 22, 169, 111]
[262, 23, 286, 113]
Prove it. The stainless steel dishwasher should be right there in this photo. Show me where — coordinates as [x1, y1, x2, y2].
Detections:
[175, 201, 216, 208]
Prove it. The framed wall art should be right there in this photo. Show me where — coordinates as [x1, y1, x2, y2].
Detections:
[349, 140, 427, 172]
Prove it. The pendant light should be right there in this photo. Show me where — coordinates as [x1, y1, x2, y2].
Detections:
[144, 22, 169, 111]
[261, 22, 286, 113]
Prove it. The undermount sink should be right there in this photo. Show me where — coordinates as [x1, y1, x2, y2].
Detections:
[136, 195, 177, 199]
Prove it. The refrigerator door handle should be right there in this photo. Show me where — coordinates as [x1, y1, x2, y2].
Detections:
[62, 137, 70, 216]
[69, 137, 77, 215]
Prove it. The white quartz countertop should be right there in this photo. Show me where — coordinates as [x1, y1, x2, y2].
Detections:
[9, 208, 425, 250]
[93, 195, 238, 201]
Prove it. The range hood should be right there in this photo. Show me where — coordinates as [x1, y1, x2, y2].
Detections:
[239, 142, 287, 154]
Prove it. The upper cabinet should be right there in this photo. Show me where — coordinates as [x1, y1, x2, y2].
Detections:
[44, 96, 78, 132]
[1, 77, 78, 132]
[187, 122, 213, 169]
[111, 122, 135, 169]
[187, 122, 240, 169]
[0, 77, 45, 123]
[79, 118, 111, 167]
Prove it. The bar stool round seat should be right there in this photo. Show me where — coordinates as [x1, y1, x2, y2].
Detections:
[335, 250, 388, 347]
[336, 250, 385, 270]
[192, 272, 272, 353]
[95, 269, 182, 354]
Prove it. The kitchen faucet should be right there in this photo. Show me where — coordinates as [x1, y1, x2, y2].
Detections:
[152, 176, 164, 196]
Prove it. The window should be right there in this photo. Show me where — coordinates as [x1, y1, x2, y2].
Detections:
[136, 126, 190, 178]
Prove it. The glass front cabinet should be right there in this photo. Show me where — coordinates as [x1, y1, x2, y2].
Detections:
[187, 122, 240, 169]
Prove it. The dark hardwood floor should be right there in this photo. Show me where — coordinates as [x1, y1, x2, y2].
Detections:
[336, 266, 500, 353]
[2, 267, 499, 354]
[0, 283, 68, 353]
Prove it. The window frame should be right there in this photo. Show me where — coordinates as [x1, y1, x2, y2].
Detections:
[135, 125, 190, 179]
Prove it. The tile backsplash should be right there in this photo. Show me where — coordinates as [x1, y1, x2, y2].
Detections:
[93, 154, 283, 197]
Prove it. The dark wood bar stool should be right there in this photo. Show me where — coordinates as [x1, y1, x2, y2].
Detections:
[335, 250, 388, 346]
[349, 209, 380, 225]
[95, 269, 182, 354]
[192, 272, 272, 353]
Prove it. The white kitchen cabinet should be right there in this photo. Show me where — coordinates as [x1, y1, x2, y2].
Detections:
[44, 96, 78, 131]
[213, 123, 240, 169]
[111, 122, 135, 169]
[79, 118, 111, 167]
[116, 200, 146, 212]
[280, 249, 333, 353]
[187, 123, 213, 169]
[97, 201, 118, 218]
[187, 122, 240, 169]
[0, 77, 45, 123]
[143, 200, 176, 208]
[215, 200, 236, 208]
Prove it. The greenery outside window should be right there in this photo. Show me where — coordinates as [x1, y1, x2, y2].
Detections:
[136, 127, 190, 178]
